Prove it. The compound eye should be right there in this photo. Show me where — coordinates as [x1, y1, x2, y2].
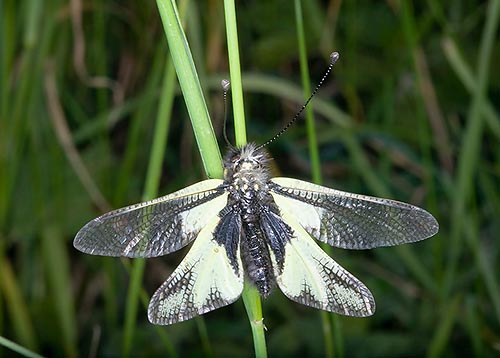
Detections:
[232, 160, 242, 170]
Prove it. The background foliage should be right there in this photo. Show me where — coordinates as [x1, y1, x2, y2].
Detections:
[1, 0, 499, 356]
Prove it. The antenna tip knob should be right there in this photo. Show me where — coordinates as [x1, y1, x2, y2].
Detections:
[221, 79, 230, 91]
[330, 52, 340, 65]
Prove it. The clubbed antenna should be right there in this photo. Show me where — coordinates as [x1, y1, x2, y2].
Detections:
[258, 51, 340, 149]
[221, 79, 232, 146]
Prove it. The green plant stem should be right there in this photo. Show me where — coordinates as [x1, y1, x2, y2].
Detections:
[41, 227, 77, 357]
[156, 0, 226, 356]
[444, 0, 500, 297]
[242, 282, 267, 358]
[441, 37, 500, 142]
[463, 216, 500, 325]
[0, 257, 37, 351]
[143, 58, 177, 202]
[113, 49, 165, 205]
[294, 1, 337, 357]
[157, 0, 222, 178]
[294, 0, 321, 184]
[223, 1, 267, 357]
[223, 0, 247, 145]
[0, 336, 44, 358]
[195, 316, 213, 358]
[123, 1, 199, 356]
[122, 258, 145, 357]
[428, 295, 460, 357]
[121, 259, 177, 356]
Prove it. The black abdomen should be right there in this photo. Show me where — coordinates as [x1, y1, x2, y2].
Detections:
[241, 221, 275, 297]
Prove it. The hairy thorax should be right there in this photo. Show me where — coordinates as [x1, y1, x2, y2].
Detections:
[222, 143, 277, 296]
[223, 143, 272, 221]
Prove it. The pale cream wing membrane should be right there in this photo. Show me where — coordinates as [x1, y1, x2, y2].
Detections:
[74, 179, 226, 257]
[148, 215, 244, 325]
[270, 177, 438, 250]
[271, 211, 375, 317]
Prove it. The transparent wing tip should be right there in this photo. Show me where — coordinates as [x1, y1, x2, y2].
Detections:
[418, 208, 440, 239]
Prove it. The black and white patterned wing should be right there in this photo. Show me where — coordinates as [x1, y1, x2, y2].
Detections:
[270, 178, 438, 250]
[74, 179, 227, 258]
[148, 213, 243, 325]
[270, 210, 375, 317]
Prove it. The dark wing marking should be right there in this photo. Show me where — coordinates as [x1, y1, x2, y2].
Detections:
[74, 179, 226, 257]
[260, 205, 292, 273]
[214, 205, 242, 272]
[271, 211, 375, 317]
[270, 178, 438, 250]
[148, 215, 244, 325]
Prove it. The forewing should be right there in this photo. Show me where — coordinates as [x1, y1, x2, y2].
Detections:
[272, 211, 375, 317]
[74, 179, 226, 257]
[148, 215, 244, 325]
[270, 178, 438, 250]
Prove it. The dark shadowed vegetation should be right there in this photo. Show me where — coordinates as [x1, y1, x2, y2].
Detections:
[1, 0, 499, 356]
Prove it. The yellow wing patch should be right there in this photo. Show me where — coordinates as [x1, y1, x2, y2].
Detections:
[148, 215, 244, 325]
[272, 211, 375, 317]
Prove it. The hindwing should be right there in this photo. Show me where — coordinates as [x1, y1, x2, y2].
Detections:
[74, 179, 226, 257]
[271, 211, 375, 317]
[270, 178, 438, 250]
[148, 214, 244, 325]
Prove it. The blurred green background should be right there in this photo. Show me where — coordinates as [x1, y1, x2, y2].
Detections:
[1, 0, 500, 356]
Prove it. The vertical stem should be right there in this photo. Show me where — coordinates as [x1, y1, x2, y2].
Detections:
[294, 1, 341, 356]
[223, 1, 267, 357]
[444, 0, 500, 296]
[241, 282, 267, 358]
[124, 0, 221, 355]
[294, 0, 321, 184]
[223, 0, 247, 146]
[157, 0, 223, 178]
